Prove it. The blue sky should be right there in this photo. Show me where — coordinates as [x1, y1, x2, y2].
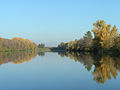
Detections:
[0, 0, 120, 46]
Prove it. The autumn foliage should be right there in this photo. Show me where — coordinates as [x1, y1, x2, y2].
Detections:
[55, 20, 120, 52]
[92, 20, 119, 50]
[0, 37, 37, 51]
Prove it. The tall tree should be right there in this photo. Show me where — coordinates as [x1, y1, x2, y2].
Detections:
[92, 20, 119, 49]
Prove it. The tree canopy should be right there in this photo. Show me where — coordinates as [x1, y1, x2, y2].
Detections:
[0, 37, 37, 51]
[55, 20, 120, 52]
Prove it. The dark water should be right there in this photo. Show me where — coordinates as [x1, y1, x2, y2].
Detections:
[0, 51, 120, 90]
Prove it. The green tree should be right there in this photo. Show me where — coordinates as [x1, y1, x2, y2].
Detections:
[38, 43, 45, 48]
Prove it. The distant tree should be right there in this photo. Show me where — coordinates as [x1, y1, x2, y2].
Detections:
[0, 37, 37, 51]
[38, 43, 45, 48]
[58, 42, 66, 50]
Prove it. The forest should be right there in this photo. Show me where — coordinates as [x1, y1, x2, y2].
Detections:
[0, 37, 37, 51]
[53, 20, 120, 52]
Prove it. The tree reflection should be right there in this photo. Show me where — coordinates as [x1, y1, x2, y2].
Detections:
[58, 52, 94, 71]
[38, 52, 45, 56]
[58, 51, 120, 84]
[0, 51, 37, 65]
[93, 56, 119, 84]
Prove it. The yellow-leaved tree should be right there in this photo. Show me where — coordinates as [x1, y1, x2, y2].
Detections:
[92, 20, 118, 49]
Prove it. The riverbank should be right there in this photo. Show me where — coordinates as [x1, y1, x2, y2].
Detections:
[37, 47, 51, 52]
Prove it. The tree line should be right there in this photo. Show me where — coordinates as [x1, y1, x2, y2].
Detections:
[55, 20, 120, 52]
[0, 37, 37, 51]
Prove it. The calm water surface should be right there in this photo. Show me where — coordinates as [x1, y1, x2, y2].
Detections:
[0, 51, 120, 90]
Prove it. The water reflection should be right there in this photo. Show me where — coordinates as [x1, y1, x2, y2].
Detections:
[0, 51, 120, 84]
[38, 52, 45, 56]
[0, 51, 37, 65]
[58, 51, 120, 84]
